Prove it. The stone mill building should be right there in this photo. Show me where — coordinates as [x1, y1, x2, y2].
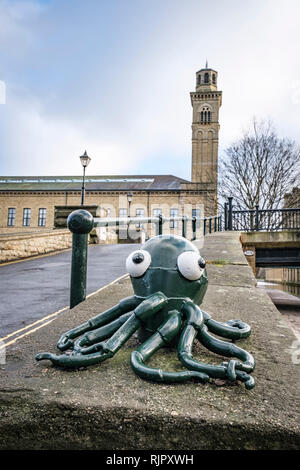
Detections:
[0, 65, 222, 234]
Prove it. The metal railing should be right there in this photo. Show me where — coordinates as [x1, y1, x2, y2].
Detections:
[66, 200, 299, 308]
[224, 197, 300, 232]
[93, 214, 222, 239]
[68, 210, 221, 308]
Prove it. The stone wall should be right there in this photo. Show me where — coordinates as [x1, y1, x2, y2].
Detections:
[0, 230, 72, 263]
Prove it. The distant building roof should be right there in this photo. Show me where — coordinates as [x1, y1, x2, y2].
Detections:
[0, 174, 190, 191]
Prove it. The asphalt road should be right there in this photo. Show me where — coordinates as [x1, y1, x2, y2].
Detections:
[0, 243, 140, 338]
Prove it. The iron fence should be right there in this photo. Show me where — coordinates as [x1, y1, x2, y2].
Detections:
[224, 198, 300, 232]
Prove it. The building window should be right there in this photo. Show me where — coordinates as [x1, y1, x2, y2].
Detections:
[119, 208, 127, 218]
[38, 208, 46, 226]
[200, 107, 211, 124]
[204, 72, 209, 83]
[192, 209, 201, 228]
[153, 208, 162, 217]
[170, 208, 179, 228]
[7, 208, 16, 226]
[136, 208, 144, 218]
[212, 73, 216, 84]
[23, 208, 31, 226]
[197, 75, 201, 85]
[136, 208, 145, 228]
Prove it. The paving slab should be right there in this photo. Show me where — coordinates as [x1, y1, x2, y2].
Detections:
[0, 232, 299, 450]
[196, 231, 249, 265]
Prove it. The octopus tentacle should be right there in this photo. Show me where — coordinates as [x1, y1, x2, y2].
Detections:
[178, 303, 255, 389]
[56, 295, 140, 351]
[131, 310, 209, 383]
[178, 302, 229, 379]
[198, 325, 255, 374]
[35, 292, 168, 369]
[202, 310, 251, 340]
[73, 312, 132, 354]
[198, 325, 255, 389]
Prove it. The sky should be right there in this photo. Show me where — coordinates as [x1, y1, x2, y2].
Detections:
[0, 0, 299, 180]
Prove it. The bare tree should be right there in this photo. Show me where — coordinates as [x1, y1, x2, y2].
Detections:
[219, 119, 300, 208]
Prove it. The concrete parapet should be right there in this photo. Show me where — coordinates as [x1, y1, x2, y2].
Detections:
[0, 232, 299, 449]
[241, 230, 300, 248]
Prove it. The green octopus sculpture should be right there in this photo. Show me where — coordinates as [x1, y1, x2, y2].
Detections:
[36, 234, 255, 389]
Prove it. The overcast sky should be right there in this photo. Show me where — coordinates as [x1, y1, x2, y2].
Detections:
[0, 0, 299, 179]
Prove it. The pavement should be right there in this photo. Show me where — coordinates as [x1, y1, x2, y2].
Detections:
[0, 243, 140, 338]
[0, 232, 299, 450]
[265, 288, 300, 308]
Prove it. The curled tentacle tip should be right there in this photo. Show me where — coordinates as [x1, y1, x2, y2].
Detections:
[57, 338, 74, 351]
[35, 352, 53, 361]
[194, 372, 210, 383]
[245, 377, 255, 390]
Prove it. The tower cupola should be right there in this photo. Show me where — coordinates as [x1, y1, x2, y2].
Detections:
[196, 63, 218, 92]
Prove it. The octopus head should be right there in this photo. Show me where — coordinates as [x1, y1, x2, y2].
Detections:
[126, 234, 208, 305]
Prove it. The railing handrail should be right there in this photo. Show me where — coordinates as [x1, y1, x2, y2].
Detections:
[93, 215, 219, 227]
[232, 207, 300, 214]
[226, 198, 300, 232]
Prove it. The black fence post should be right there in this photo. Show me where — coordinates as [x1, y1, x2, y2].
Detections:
[192, 216, 196, 240]
[228, 197, 233, 231]
[203, 218, 207, 236]
[182, 215, 187, 238]
[209, 218, 212, 234]
[157, 214, 163, 236]
[68, 209, 94, 309]
[224, 203, 228, 231]
[255, 205, 259, 231]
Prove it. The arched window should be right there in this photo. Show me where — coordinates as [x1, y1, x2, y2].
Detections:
[197, 75, 201, 85]
[212, 74, 216, 84]
[204, 72, 209, 83]
[199, 105, 212, 124]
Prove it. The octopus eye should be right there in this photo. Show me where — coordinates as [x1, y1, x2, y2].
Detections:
[126, 249, 151, 278]
[177, 251, 205, 281]
[132, 252, 144, 264]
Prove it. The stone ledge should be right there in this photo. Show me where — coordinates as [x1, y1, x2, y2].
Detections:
[0, 230, 72, 263]
[0, 232, 299, 450]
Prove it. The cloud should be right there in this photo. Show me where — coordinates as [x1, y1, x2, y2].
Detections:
[0, 0, 299, 178]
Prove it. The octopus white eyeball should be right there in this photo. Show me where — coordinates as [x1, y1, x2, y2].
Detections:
[126, 249, 152, 278]
[177, 251, 206, 281]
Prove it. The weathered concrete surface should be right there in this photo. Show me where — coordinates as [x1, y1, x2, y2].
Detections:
[0, 232, 299, 450]
[241, 230, 300, 248]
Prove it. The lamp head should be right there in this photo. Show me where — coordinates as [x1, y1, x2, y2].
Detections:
[79, 150, 91, 168]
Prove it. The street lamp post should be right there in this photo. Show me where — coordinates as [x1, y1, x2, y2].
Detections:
[127, 192, 133, 218]
[79, 150, 91, 206]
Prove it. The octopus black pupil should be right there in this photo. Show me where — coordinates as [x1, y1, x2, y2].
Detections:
[198, 258, 205, 269]
[133, 253, 144, 264]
